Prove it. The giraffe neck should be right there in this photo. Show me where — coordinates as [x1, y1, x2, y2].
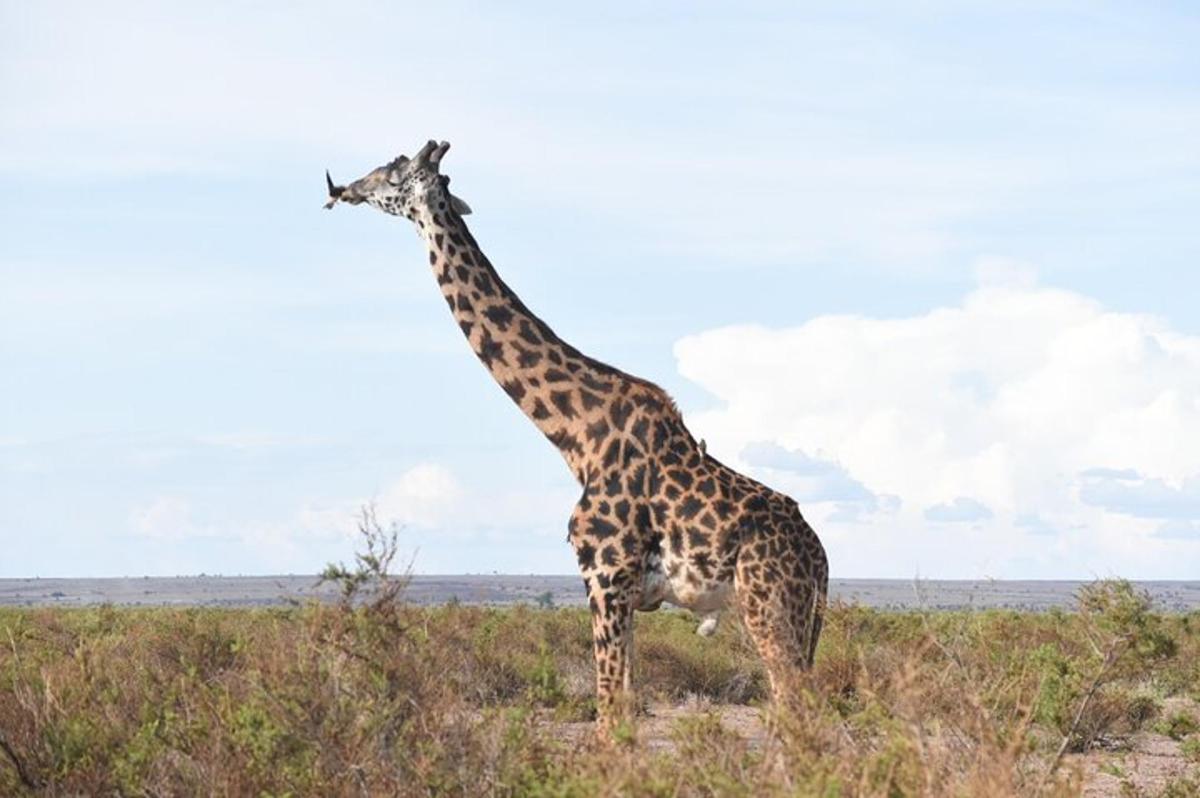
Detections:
[414, 207, 632, 481]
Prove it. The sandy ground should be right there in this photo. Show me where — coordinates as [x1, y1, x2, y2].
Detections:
[546, 699, 1200, 796]
[2, 575, 1198, 611]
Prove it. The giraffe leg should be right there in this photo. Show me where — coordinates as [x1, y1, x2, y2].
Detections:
[734, 535, 826, 711]
[586, 581, 635, 739]
[568, 501, 638, 741]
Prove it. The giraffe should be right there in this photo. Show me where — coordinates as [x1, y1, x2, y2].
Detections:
[325, 140, 829, 736]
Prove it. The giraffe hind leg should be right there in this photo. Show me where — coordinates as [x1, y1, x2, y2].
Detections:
[735, 537, 826, 706]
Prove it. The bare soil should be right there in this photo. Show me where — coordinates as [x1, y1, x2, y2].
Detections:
[545, 699, 1200, 796]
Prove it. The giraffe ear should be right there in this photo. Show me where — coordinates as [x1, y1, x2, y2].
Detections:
[450, 194, 473, 215]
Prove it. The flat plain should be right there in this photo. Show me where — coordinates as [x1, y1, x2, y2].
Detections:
[1, 575, 1199, 795]
[2, 574, 1198, 612]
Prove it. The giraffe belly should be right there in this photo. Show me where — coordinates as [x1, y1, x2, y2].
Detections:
[640, 549, 733, 614]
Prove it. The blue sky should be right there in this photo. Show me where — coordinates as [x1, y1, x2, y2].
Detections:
[2, 2, 1199, 578]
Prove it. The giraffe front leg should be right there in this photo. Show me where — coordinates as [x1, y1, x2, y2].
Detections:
[569, 499, 639, 742]
[586, 581, 635, 741]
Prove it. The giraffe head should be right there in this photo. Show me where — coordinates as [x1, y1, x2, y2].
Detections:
[324, 139, 472, 219]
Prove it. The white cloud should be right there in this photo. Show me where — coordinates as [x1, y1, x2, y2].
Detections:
[130, 462, 464, 545]
[1078, 470, 1200, 520]
[740, 441, 899, 524]
[6, 5, 1198, 274]
[1155, 521, 1200, 541]
[924, 497, 994, 523]
[674, 268, 1200, 577]
[374, 464, 465, 529]
[126, 462, 575, 569]
[130, 496, 204, 541]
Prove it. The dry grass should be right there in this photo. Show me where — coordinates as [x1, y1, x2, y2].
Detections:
[1, 560, 1196, 796]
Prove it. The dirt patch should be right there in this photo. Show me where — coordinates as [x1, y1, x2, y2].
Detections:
[545, 700, 1200, 796]
[1073, 698, 1200, 797]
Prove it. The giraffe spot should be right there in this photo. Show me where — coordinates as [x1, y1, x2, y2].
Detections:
[580, 373, 613, 393]
[630, 394, 656, 413]
[745, 495, 769, 512]
[455, 265, 470, 282]
[428, 251, 437, 265]
[696, 478, 716, 498]
[473, 274, 496, 296]
[456, 294, 474, 312]
[502, 379, 526, 402]
[668, 469, 694, 489]
[585, 419, 610, 444]
[550, 390, 577, 418]
[635, 505, 652, 532]
[600, 546, 619, 567]
[620, 533, 638, 556]
[621, 442, 644, 467]
[477, 330, 506, 368]
[531, 399, 551, 420]
[610, 400, 633, 431]
[459, 320, 474, 337]
[604, 472, 623, 497]
[547, 350, 563, 366]
[626, 464, 646, 494]
[590, 516, 619, 539]
[699, 512, 717, 530]
[630, 417, 649, 447]
[669, 528, 684, 555]
[544, 368, 569, 383]
[434, 233, 445, 251]
[686, 527, 708, 548]
[678, 497, 704, 521]
[614, 500, 630, 524]
[576, 542, 597, 570]
[664, 485, 681, 501]
[548, 430, 582, 454]
[579, 389, 604, 411]
[515, 346, 543, 368]
[518, 320, 541, 345]
[647, 463, 664, 493]
[449, 231, 466, 247]
[602, 439, 621, 468]
[483, 305, 514, 330]
[653, 421, 671, 449]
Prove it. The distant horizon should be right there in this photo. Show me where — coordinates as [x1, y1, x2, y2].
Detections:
[4, 573, 1196, 584]
[5, 573, 1198, 614]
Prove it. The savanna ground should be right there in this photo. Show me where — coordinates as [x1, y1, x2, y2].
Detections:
[1, 527, 1197, 796]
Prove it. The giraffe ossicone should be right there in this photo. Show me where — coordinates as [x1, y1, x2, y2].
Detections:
[327, 140, 829, 738]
